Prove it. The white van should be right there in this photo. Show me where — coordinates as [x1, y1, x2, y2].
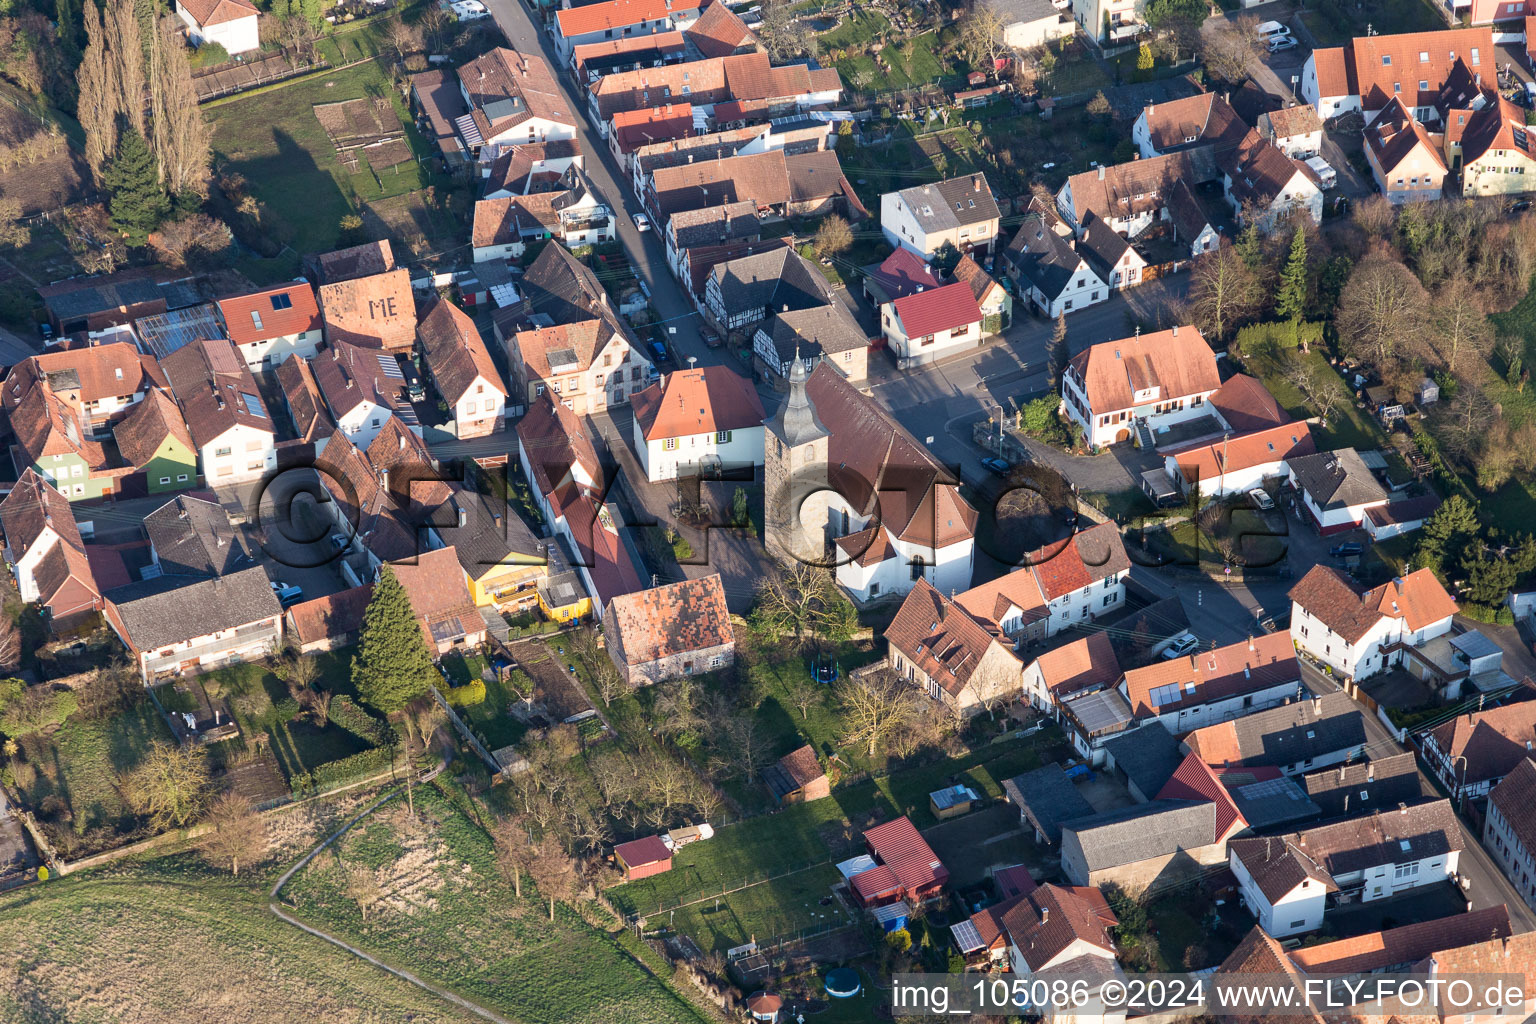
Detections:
[1255, 20, 1291, 39]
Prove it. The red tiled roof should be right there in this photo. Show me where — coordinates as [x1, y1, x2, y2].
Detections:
[1031, 633, 1121, 699]
[777, 744, 823, 788]
[0, 468, 84, 559]
[614, 835, 672, 868]
[113, 387, 194, 468]
[993, 864, 1037, 899]
[1122, 632, 1298, 717]
[1418, 930, 1536, 1012]
[1028, 523, 1131, 602]
[218, 283, 321, 346]
[885, 580, 1008, 697]
[868, 247, 940, 301]
[864, 816, 948, 893]
[417, 298, 504, 406]
[1167, 421, 1315, 485]
[177, 0, 256, 27]
[1429, 703, 1536, 787]
[1157, 752, 1248, 841]
[1219, 927, 1324, 1024]
[557, 0, 695, 38]
[1343, 26, 1494, 111]
[849, 863, 902, 901]
[609, 101, 693, 154]
[285, 583, 374, 647]
[1000, 883, 1117, 972]
[317, 270, 417, 352]
[629, 366, 764, 441]
[607, 574, 733, 665]
[1290, 905, 1512, 975]
[1207, 374, 1290, 433]
[686, 0, 757, 57]
[389, 547, 484, 648]
[1068, 326, 1219, 413]
[573, 31, 685, 76]
[1289, 565, 1458, 643]
[1489, 755, 1536, 859]
[889, 281, 983, 339]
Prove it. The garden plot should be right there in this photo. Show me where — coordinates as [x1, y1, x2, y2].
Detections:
[313, 97, 409, 173]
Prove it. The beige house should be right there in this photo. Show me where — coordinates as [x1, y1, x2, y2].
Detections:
[1459, 95, 1536, 197]
[885, 579, 1022, 718]
[1364, 99, 1448, 204]
[505, 318, 648, 415]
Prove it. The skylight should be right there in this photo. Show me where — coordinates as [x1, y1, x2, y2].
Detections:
[250, 311, 264, 330]
[1399, 839, 1412, 852]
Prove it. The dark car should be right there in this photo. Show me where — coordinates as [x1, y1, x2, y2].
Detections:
[701, 329, 723, 349]
[1512, 199, 1532, 214]
[1330, 542, 1364, 558]
[650, 339, 670, 363]
[1258, 609, 1291, 633]
[980, 456, 1010, 476]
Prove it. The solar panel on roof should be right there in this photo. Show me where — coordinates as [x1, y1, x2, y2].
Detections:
[270, 293, 293, 311]
[240, 393, 266, 417]
[376, 353, 405, 380]
[950, 920, 985, 955]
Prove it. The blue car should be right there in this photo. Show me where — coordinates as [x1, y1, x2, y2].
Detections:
[980, 456, 1010, 476]
[1330, 542, 1364, 558]
[650, 340, 670, 363]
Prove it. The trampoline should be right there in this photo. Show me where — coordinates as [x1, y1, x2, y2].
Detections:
[825, 968, 861, 999]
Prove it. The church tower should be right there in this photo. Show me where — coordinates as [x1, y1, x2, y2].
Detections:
[763, 358, 830, 567]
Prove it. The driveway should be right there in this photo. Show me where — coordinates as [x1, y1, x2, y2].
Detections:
[244, 467, 353, 601]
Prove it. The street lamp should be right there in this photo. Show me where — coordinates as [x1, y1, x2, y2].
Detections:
[1452, 753, 1469, 813]
[995, 404, 1004, 457]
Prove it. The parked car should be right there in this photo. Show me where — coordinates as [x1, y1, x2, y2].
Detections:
[1255, 20, 1291, 39]
[980, 456, 1010, 477]
[1511, 199, 1533, 214]
[1258, 609, 1291, 634]
[1330, 541, 1364, 558]
[632, 212, 650, 232]
[650, 339, 670, 363]
[701, 328, 723, 349]
[1248, 488, 1276, 511]
[270, 581, 304, 607]
[1161, 633, 1199, 659]
[1268, 35, 1298, 52]
[37, 322, 52, 343]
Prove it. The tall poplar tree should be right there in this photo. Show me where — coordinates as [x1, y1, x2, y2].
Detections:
[78, 2, 118, 179]
[108, 1, 146, 137]
[151, 15, 212, 197]
[352, 566, 437, 714]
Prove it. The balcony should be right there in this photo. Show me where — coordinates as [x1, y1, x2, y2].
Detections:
[144, 622, 280, 675]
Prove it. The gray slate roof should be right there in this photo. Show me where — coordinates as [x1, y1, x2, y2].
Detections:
[1003, 763, 1095, 845]
[757, 302, 868, 366]
[1301, 752, 1424, 819]
[439, 476, 544, 580]
[1224, 771, 1322, 829]
[890, 173, 1001, 234]
[1101, 720, 1183, 797]
[143, 495, 252, 578]
[1006, 213, 1088, 301]
[1287, 447, 1388, 510]
[1076, 211, 1135, 284]
[982, 0, 1061, 26]
[1212, 691, 1368, 768]
[711, 247, 834, 322]
[1062, 799, 1216, 872]
[105, 565, 280, 650]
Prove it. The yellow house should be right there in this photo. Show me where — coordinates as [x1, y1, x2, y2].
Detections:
[1458, 97, 1536, 198]
[538, 570, 591, 623]
[439, 482, 548, 610]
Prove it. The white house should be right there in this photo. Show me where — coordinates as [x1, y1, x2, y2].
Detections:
[308, 339, 409, 451]
[1300, 27, 1494, 122]
[880, 173, 1002, 260]
[457, 48, 579, 161]
[629, 366, 765, 482]
[174, 0, 259, 55]
[985, 0, 1075, 50]
[1229, 801, 1463, 937]
[1060, 326, 1222, 449]
[1119, 632, 1302, 732]
[1132, 93, 1247, 159]
[1485, 757, 1536, 912]
[553, 0, 701, 67]
[1257, 105, 1325, 159]
[766, 362, 975, 604]
[1077, 211, 1148, 292]
[159, 338, 276, 485]
[1002, 884, 1122, 987]
[0, 468, 83, 606]
[1004, 213, 1109, 319]
[1162, 420, 1315, 499]
[1221, 130, 1323, 233]
[880, 281, 984, 367]
[1288, 565, 1459, 681]
[418, 298, 506, 440]
[1285, 447, 1389, 534]
[216, 282, 322, 371]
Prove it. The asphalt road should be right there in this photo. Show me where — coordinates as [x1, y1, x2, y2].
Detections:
[479, 0, 714, 367]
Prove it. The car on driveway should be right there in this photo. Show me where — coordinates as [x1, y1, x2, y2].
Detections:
[980, 456, 1010, 477]
[1268, 35, 1298, 52]
[1512, 199, 1532, 214]
[1248, 488, 1275, 511]
[632, 212, 650, 232]
[1330, 541, 1364, 558]
[650, 339, 670, 363]
[701, 328, 722, 349]
[1160, 633, 1199, 659]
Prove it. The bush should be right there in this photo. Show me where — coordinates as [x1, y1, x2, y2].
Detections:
[188, 41, 231, 68]
[444, 680, 487, 707]
[328, 694, 388, 745]
[1231, 320, 1322, 359]
[1460, 601, 1515, 626]
[309, 746, 397, 790]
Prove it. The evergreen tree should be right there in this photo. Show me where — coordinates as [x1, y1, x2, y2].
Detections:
[1047, 312, 1069, 391]
[1234, 224, 1262, 270]
[1275, 225, 1308, 341]
[352, 565, 437, 714]
[103, 127, 168, 245]
[1413, 493, 1479, 578]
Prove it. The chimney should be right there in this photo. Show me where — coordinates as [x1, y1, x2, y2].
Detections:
[1367, 762, 1375, 782]
[1312, 696, 1322, 715]
[1249, 636, 1255, 652]
[399, 433, 407, 451]
[1040, 907, 1049, 923]
[1097, 165, 1105, 180]
[973, 175, 981, 192]
[782, 304, 788, 313]
[380, 469, 388, 492]
[458, 506, 468, 528]
[1172, 325, 1178, 336]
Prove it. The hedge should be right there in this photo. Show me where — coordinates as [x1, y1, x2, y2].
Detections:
[444, 680, 486, 708]
[297, 746, 397, 793]
[329, 694, 389, 745]
[1459, 601, 1515, 626]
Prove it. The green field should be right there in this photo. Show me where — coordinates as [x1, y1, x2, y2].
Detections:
[1251, 350, 1390, 452]
[14, 698, 175, 844]
[206, 59, 439, 275]
[0, 871, 485, 1024]
[834, 29, 961, 94]
[283, 786, 709, 1024]
[656, 863, 849, 952]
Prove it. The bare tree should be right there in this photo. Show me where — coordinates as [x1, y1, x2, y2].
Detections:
[572, 627, 627, 706]
[385, 12, 424, 59]
[490, 817, 531, 898]
[815, 214, 853, 256]
[839, 668, 921, 758]
[526, 835, 578, 920]
[959, 4, 1012, 73]
[151, 16, 213, 197]
[150, 213, 231, 268]
[1186, 240, 1261, 342]
[1335, 255, 1430, 369]
[1436, 388, 1496, 462]
[120, 742, 210, 830]
[1350, 193, 1395, 243]
[108, 1, 146, 138]
[758, 0, 818, 61]
[344, 863, 383, 922]
[1200, 18, 1264, 86]
[715, 714, 773, 782]
[282, 652, 330, 727]
[78, 2, 117, 179]
[637, 749, 693, 813]
[1281, 358, 1348, 427]
[198, 792, 267, 877]
[1430, 277, 1493, 373]
[0, 613, 19, 671]
[751, 563, 847, 648]
[650, 677, 704, 740]
[784, 672, 821, 721]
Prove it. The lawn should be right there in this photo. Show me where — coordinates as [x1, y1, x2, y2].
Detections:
[456, 667, 531, 750]
[1251, 349, 1390, 452]
[283, 785, 709, 1024]
[1045, 46, 1113, 97]
[1302, 0, 1444, 47]
[206, 59, 438, 271]
[657, 863, 849, 952]
[0, 870, 485, 1024]
[833, 29, 962, 94]
[1145, 511, 1288, 571]
[817, 9, 889, 51]
[14, 698, 175, 844]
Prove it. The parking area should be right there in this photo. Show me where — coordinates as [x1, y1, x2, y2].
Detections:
[237, 469, 354, 603]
